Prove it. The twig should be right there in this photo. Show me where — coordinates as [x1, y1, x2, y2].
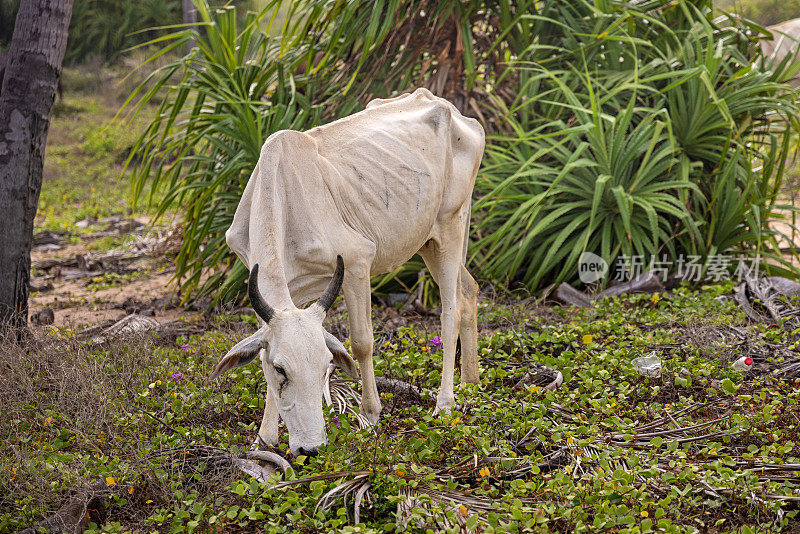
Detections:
[131, 405, 188, 440]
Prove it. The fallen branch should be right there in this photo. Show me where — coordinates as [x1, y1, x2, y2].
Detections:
[16, 480, 113, 534]
[375, 376, 424, 404]
[556, 271, 664, 308]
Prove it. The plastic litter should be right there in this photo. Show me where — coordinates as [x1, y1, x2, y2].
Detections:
[632, 353, 662, 377]
[732, 356, 754, 371]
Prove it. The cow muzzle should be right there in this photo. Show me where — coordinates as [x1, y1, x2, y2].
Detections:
[296, 445, 319, 458]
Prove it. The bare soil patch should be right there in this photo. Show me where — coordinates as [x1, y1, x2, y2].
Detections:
[28, 218, 203, 328]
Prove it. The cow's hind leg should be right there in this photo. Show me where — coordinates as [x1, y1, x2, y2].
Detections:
[419, 247, 480, 388]
[343, 261, 382, 425]
[459, 265, 480, 384]
[419, 238, 463, 414]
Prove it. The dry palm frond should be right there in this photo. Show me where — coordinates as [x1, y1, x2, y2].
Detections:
[269, 470, 373, 524]
[734, 462, 800, 482]
[87, 314, 160, 344]
[514, 403, 577, 452]
[324, 365, 372, 429]
[515, 363, 563, 390]
[775, 356, 800, 378]
[609, 418, 740, 448]
[397, 485, 538, 533]
[313, 472, 372, 523]
[735, 271, 800, 328]
[374, 376, 425, 405]
[397, 486, 483, 533]
[517, 402, 800, 507]
[324, 365, 428, 428]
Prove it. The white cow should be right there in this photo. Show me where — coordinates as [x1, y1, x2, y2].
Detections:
[210, 88, 485, 456]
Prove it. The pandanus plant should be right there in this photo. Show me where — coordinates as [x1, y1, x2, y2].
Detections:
[123, 0, 800, 303]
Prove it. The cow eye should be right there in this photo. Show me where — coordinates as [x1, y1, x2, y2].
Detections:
[274, 365, 287, 379]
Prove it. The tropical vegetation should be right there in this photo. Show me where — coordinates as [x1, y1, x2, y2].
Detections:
[4, 283, 800, 532]
[123, 0, 800, 303]
[473, 2, 800, 290]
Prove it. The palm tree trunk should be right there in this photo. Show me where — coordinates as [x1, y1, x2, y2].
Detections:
[183, 0, 197, 25]
[183, 0, 198, 52]
[0, 0, 73, 332]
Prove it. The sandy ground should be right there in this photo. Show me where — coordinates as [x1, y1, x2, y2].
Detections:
[28, 219, 204, 328]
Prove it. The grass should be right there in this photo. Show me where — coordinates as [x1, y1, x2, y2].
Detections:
[36, 64, 161, 239]
[2, 286, 799, 532]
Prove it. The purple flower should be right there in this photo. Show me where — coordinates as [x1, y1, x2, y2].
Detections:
[171, 372, 183, 384]
[76, 203, 82, 210]
[331, 414, 340, 428]
[430, 335, 442, 349]
[179, 344, 189, 352]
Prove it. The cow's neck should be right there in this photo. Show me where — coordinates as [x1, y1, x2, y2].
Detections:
[229, 132, 340, 312]
[249, 250, 297, 312]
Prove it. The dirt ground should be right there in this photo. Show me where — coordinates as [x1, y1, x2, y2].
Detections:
[28, 217, 203, 328]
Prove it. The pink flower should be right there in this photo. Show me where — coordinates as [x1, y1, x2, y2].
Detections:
[430, 335, 442, 349]
[179, 344, 189, 352]
[171, 372, 183, 384]
[331, 414, 340, 428]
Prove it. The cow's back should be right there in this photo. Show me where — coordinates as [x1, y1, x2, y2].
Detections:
[762, 18, 800, 88]
[305, 88, 484, 272]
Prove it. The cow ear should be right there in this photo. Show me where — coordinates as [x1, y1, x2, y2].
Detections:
[210, 330, 265, 380]
[324, 330, 358, 378]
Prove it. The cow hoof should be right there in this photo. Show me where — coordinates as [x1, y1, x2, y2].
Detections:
[251, 436, 275, 451]
[434, 394, 456, 416]
[362, 406, 382, 426]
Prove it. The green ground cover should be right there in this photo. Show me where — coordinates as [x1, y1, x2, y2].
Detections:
[5, 53, 799, 534]
[2, 287, 799, 533]
[36, 65, 158, 238]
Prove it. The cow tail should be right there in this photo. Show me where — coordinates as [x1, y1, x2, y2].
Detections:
[462, 202, 471, 266]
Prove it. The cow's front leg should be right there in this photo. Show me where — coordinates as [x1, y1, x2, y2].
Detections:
[343, 266, 381, 425]
[255, 383, 279, 450]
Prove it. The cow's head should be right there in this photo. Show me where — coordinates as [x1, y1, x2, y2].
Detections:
[211, 256, 357, 456]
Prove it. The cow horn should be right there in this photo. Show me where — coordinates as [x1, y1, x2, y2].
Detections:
[248, 264, 274, 324]
[317, 255, 344, 313]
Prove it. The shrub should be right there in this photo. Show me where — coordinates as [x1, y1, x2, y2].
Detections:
[64, 0, 182, 64]
[472, 1, 800, 291]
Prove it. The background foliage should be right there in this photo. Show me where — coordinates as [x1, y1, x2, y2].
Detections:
[474, 1, 800, 290]
[716, 0, 800, 26]
[124, 0, 800, 303]
[1, 0, 181, 61]
[0, 0, 251, 63]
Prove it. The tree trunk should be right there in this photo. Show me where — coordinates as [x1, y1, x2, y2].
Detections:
[182, 0, 197, 25]
[0, 0, 73, 332]
[182, 0, 198, 52]
[0, 50, 7, 97]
